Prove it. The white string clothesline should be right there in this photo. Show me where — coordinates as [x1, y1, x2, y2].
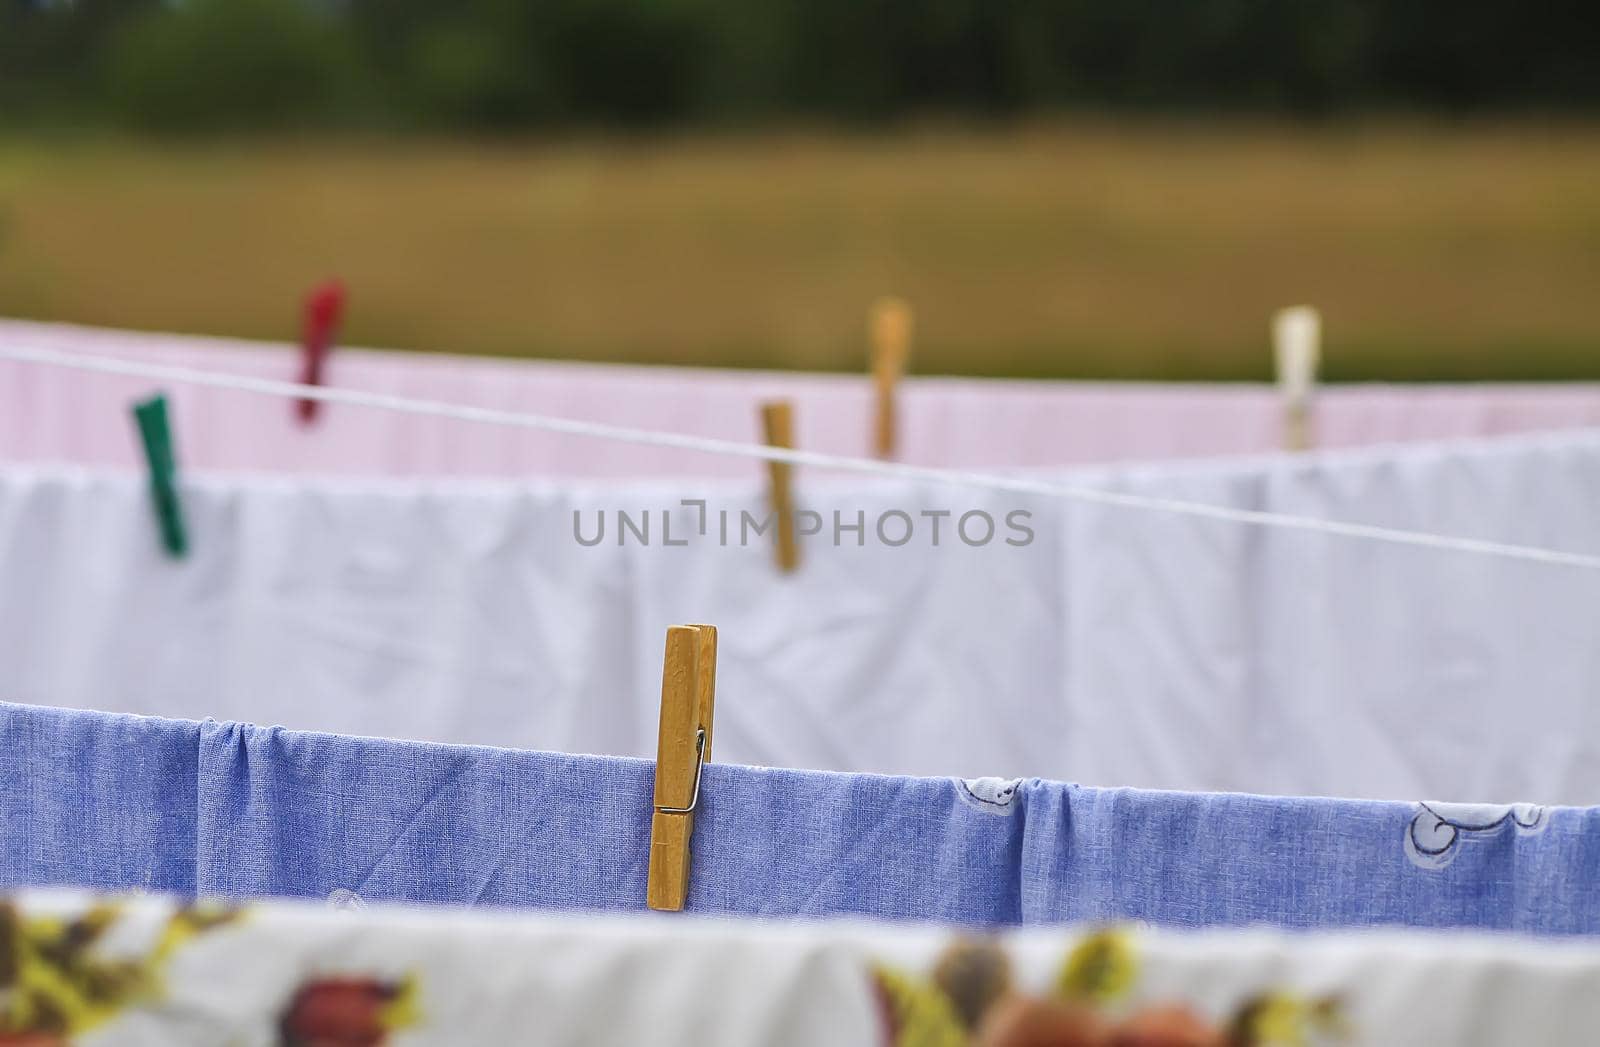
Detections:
[5, 341, 1600, 571]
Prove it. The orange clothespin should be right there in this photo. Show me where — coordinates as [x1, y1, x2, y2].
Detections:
[869, 297, 913, 458]
[760, 400, 799, 573]
[647, 623, 718, 912]
[297, 279, 346, 425]
[1273, 305, 1320, 452]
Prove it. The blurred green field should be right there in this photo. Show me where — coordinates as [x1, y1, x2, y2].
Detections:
[1, 122, 1598, 380]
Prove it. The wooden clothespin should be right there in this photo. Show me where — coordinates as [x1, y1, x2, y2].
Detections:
[1273, 305, 1320, 452]
[297, 279, 346, 424]
[760, 400, 799, 573]
[869, 297, 913, 458]
[647, 623, 718, 912]
[131, 393, 187, 558]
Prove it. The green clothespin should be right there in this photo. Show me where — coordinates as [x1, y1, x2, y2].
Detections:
[132, 394, 187, 558]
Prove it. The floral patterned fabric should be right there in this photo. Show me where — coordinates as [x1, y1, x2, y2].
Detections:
[3, 891, 1598, 1046]
[875, 932, 1346, 1047]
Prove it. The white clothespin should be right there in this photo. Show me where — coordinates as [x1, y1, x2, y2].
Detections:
[1273, 305, 1320, 451]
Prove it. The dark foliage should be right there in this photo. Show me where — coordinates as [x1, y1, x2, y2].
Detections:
[3, 0, 1598, 132]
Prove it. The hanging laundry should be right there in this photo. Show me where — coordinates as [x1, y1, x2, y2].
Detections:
[2, 701, 1597, 934]
[2, 889, 1596, 1046]
[8, 317, 1600, 477]
[0, 429, 1597, 802]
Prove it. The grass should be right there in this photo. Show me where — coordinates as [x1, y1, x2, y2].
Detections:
[1, 121, 1598, 380]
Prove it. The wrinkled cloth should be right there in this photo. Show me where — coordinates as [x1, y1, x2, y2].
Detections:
[2, 702, 1598, 935]
[2, 430, 1599, 802]
[8, 317, 1600, 477]
[5, 889, 1600, 1047]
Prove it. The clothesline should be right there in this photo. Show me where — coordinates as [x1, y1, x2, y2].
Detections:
[4, 341, 1600, 571]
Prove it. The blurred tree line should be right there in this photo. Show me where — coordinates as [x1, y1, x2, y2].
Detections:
[3, 0, 1599, 132]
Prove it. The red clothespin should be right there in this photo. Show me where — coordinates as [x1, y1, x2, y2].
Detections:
[297, 279, 346, 424]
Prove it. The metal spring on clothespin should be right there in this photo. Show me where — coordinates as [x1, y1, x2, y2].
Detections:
[1273, 305, 1321, 452]
[647, 624, 718, 912]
